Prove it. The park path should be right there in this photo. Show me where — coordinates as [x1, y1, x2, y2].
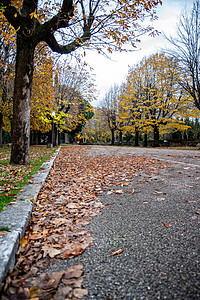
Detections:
[89, 145, 200, 167]
[1, 145, 200, 299]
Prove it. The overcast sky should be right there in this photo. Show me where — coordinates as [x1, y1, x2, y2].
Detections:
[86, 0, 193, 106]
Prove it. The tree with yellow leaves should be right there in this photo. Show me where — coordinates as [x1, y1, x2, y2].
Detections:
[81, 107, 110, 144]
[120, 53, 199, 146]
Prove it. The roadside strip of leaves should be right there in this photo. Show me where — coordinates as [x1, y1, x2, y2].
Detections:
[0, 146, 167, 300]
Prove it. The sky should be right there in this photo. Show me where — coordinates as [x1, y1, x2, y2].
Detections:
[85, 0, 193, 106]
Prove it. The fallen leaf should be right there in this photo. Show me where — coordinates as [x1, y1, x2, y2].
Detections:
[105, 294, 112, 300]
[115, 190, 123, 194]
[62, 277, 83, 288]
[162, 222, 171, 228]
[121, 182, 130, 186]
[39, 271, 64, 290]
[0, 232, 9, 236]
[63, 266, 83, 279]
[107, 191, 113, 195]
[110, 249, 123, 256]
[42, 246, 61, 258]
[19, 236, 29, 246]
[54, 286, 72, 298]
[73, 288, 88, 298]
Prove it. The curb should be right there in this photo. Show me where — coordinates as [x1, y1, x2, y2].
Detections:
[0, 146, 61, 285]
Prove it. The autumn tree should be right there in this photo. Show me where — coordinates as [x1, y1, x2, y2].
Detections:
[101, 84, 124, 145]
[30, 45, 55, 141]
[81, 107, 110, 144]
[0, 0, 162, 164]
[166, 0, 200, 110]
[0, 16, 15, 146]
[121, 53, 197, 146]
[119, 68, 144, 146]
[53, 62, 95, 144]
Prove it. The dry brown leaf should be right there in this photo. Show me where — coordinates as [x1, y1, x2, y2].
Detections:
[19, 236, 29, 246]
[73, 288, 88, 298]
[39, 271, 64, 290]
[0, 232, 9, 236]
[162, 222, 171, 228]
[63, 268, 83, 279]
[54, 286, 72, 298]
[42, 246, 61, 258]
[115, 190, 123, 194]
[62, 277, 84, 288]
[110, 249, 123, 256]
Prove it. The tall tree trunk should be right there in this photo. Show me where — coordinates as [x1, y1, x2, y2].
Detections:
[194, 118, 198, 140]
[10, 36, 35, 164]
[135, 128, 139, 146]
[119, 130, 122, 145]
[143, 132, 148, 147]
[111, 129, 115, 145]
[35, 132, 39, 145]
[153, 125, 160, 147]
[0, 114, 3, 148]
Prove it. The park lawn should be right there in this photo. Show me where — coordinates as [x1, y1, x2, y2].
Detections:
[0, 145, 59, 212]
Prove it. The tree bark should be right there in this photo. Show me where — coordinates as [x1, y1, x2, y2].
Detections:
[0, 114, 3, 148]
[111, 129, 115, 145]
[119, 130, 122, 145]
[10, 36, 35, 164]
[153, 125, 160, 147]
[135, 129, 139, 146]
[143, 133, 148, 147]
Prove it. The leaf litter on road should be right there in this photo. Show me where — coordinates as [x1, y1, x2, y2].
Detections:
[1, 146, 167, 299]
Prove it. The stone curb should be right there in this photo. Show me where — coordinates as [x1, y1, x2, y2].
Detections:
[0, 146, 61, 285]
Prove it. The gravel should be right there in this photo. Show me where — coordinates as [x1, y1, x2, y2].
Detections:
[47, 146, 200, 300]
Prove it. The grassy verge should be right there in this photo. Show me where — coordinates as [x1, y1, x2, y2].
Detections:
[0, 145, 59, 212]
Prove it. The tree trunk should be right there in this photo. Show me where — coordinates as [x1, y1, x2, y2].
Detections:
[143, 133, 148, 147]
[10, 36, 35, 164]
[153, 125, 160, 147]
[65, 133, 69, 144]
[119, 130, 122, 145]
[111, 129, 115, 145]
[135, 129, 139, 146]
[35, 132, 39, 145]
[0, 114, 3, 148]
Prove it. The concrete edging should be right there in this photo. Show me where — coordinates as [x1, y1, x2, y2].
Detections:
[0, 146, 61, 284]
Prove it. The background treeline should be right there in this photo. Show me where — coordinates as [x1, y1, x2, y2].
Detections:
[81, 53, 200, 147]
[1, 0, 200, 148]
[80, 0, 200, 147]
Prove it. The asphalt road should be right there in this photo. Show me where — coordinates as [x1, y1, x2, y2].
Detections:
[46, 146, 200, 300]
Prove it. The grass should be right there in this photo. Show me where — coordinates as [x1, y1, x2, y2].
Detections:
[0, 145, 59, 212]
[0, 226, 10, 232]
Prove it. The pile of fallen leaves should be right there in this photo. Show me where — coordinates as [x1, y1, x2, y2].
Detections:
[0, 146, 166, 299]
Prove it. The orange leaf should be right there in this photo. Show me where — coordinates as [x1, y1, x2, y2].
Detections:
[19, 236, 29, 246]
[162, 222, 171, 228]
[110, 249, 123, 256]
[0, 232, 9, 236]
